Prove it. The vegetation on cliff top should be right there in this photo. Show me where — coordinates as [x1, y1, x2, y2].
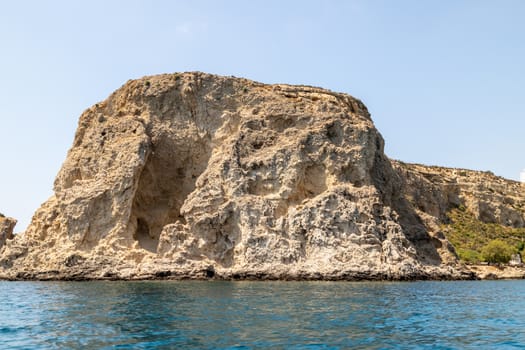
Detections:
[444, 207, 525, 263]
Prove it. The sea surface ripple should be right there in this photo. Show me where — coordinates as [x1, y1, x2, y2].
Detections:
[0, 280, 524, 349]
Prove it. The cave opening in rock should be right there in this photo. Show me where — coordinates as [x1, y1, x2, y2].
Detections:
[130, 133, 212, 253]
[134, 218, 157, 253]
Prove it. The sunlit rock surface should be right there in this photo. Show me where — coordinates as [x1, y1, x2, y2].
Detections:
[0, 73, 476, 280]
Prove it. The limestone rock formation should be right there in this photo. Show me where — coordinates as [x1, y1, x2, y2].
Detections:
[393, 161, 525, 229]
[393, 161, 525, 278]
[0, 72, 473, 280]
[0, 215, 16, 250]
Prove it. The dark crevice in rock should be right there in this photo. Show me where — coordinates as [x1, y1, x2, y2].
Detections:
[130, 132, 212, 253]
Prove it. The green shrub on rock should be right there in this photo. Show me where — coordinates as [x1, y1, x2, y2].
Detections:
[444, 208, 525, 264]
[456, 248, 481, 263]
[481, 239, 515, 264]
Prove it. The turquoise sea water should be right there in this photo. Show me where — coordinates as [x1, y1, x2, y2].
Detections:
[1, 280, 524, 349]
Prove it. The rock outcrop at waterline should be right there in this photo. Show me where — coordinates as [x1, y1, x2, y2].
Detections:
[393, 161, 525, 279]
[0, 72, 473, 280]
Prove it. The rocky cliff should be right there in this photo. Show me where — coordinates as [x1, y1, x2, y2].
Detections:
[393, 161, 525, 278]
[0, 72, 500, 280]
[393, 162, 525, 229]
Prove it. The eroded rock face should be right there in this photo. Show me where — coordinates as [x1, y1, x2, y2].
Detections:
[0, 216, 16, 250]
[0, 72, 470, 280]
[393, 161, 525, 229]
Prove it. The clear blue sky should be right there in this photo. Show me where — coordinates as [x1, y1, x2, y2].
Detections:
[1, 0, 524, 231]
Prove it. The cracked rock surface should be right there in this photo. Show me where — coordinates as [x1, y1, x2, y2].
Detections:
[0, 216, 16, 251]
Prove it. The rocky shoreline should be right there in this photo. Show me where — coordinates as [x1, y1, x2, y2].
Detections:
[5, 264, 523, 281]
[5, 268, 477, 282]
